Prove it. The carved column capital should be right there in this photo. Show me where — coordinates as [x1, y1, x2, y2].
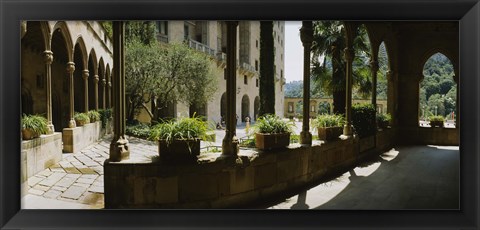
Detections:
[82, 70, 89, 80]
[94, 75, 99, 83]
[108, 82, 112, 88]
[344, 48, 354, 63]
[66, 62, 75, 74]
[43, 50, 54, 65]
[101, 79, 106, 86]
[300, 21, 313, 46]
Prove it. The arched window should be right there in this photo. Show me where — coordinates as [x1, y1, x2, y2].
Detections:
[419, 53, 456, 128]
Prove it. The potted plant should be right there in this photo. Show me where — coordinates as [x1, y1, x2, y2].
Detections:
[429, 115, 444, 128]
[149, 115, 209, 163]
[254, 114, 294, 150]
[21, 114, 48, 140]
[87, 110, 101, 123]
[311, 114, 345, 141]
[74, 112, 90, 126]
[376, 113, 392, 130]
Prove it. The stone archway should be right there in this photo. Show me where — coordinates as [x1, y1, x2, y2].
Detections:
[51, 26, 71, 131]
[88, 50, 97, 111]
[241, 94, 250, 122]
[73, 42, 87, 113]
[254, 96, 260, 120]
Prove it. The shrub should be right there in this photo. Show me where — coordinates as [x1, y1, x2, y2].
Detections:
[429, 115, 444, 122]
[87, 110, 101, 122]
[98, 109, 112, 128]
[352, 103, 376, 138]
[126, 123, 151, 139]
[254, 114, 294, 134]
[376, 113, 392, 129]
[74, 112, 90, 125]
[22, 114, 48, 135]
[311, 114, 345, 130]
[149, 115, 209, 145]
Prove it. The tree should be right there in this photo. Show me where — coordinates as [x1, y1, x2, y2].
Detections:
[259, 21, 275, 116]
[310, 21, 371, 115]
[124, 21, 217, 123]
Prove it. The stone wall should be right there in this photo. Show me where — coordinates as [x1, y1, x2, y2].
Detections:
[104, 129, 395, 209]
[398, 127, 458, 146]
[62, 121, 102, 153]
[21, 133, 62, 183]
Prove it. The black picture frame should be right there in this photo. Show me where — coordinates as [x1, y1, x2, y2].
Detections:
[1, 0, 479, 229]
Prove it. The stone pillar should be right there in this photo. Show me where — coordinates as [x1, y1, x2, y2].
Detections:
[109, 21, 129, 162]
[44, 50, 55, 134]
[94, 75, 99, 110]
[454, 74, 459, 128]
[66, 62, 76, 128]
[222, 21, 239, 156]
[82, 70, 89, 112]
[300, 21, 313, 145]
[343, 47, 354, 136]
[370, 60, 379, 110]
[102, 78, 106, 109]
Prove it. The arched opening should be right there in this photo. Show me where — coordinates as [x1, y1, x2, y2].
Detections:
[88, 51, 97, 111]
[220, 92, 226, 119]
[377, 41, 389, 114]
[419, 52, 456, 128]
[98, 58, 105, 109]
[21, 21, 47, 117]
[254, 96, 260, 120]
[51, 27, 70, 131]
[73, 43, 86, 113]
[318, 101, 331, 115]
[241, 94, 250, 122]
[352, 24, 372, 102]
[189, 103, 207, 120]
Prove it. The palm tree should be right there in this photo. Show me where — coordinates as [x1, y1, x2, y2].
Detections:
[311, 21, 371, 115]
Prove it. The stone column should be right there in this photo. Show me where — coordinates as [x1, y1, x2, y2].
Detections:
[44, 50, 55, 133]
[94, 75, 99, 110]
[102, 77, 106, 109]
[343, 47, 354, 136]
[300, 21, 313, 145]
[370, 60, 379, 110]
[109, 21, 129, 162]
[108, 81, 112, 108]
[82, 70, 89, 112]
[222, 21, 239, 156]
[66, 62, 76, 128]
[454, 74, 459, 128]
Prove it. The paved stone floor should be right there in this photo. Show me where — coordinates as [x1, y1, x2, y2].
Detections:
[22, 127, 459, 210]
[256, 145, 459, 209]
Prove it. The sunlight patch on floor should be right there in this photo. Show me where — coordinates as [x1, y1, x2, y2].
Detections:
[380, 148, 399, 161]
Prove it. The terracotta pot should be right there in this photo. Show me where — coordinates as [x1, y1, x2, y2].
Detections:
[317, 127, 343, 141]
[22, 128, 39, 140]
[255, 132, 290, 150]
[75, 119, 88, 126]
[429, 120, 444, 128]
[158, 139, 200, 163]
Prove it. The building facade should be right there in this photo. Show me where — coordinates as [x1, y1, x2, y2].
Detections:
[135, 21, 286, 125]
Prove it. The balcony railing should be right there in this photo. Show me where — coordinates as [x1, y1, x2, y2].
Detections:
[241, 62, 256, 73]
[187, 38, 216, 56]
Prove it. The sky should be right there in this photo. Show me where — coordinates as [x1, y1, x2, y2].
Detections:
[284, 21, 303, 83]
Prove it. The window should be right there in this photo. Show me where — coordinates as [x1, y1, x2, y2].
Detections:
[281, 69, 283, 79]
[184, 24, 189, 40]
[288, 102, 294, 112]
[223, 68, 227, 80]
[157, 21, 168, 35]
[256, 40, 258, 48]
[244, 75, 248, 85]
[255, 60, 259, 71]
[256, 78, 259, 87]
[311, 105, 315, 112]
[281, 53, 283, 61]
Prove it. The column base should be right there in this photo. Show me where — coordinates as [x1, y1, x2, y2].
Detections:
[221, 135, 239, 156]
[68, 119, 76, 128]
[343, 124, 353, 136]
[300, 131, 312, 145]
[47, 123, 55, 134]
[109, 136, 130, 162]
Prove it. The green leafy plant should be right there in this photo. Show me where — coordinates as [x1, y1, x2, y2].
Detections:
[126, 123, 151, 139]
[311, 114, 345, 129]
[352, 103, 376, 138]
[254, 114, 294, 134]
[149, 115, 209, 145]
[429, 115, 444, 122]
[87, 110, 101, 122]
[22, 114, 48, 138]
[74, 112, 90, 126]
[376, 113, 392, 129]
[98, 109, 112, 128]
